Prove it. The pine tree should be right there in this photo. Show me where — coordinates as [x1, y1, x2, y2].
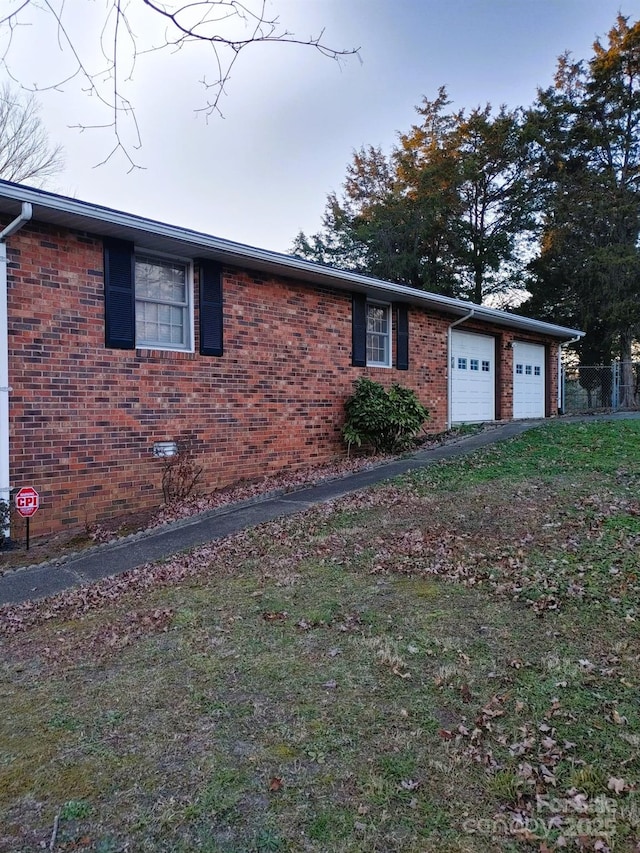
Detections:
[292, 89, 533, 304]
[524, 15, 640, 405]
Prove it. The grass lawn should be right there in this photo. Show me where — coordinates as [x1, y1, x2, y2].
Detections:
[1, 420, 639, 852]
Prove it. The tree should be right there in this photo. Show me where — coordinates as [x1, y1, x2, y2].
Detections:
[292, 89, 533, 304]
[391, 89, 466, 295]
[292, 116, 462, 295]
[523, 15, 640, 406]
[292, 145, 402, 278]
[0, 1, 358, 169]
[0, 83, 63, 185]
[450, 105, 535, 304]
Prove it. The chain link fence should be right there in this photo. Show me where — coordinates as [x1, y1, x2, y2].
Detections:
[562, 362, 640, 413]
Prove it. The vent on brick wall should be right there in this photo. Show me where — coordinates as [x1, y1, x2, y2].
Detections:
[153, 441, 178, 458]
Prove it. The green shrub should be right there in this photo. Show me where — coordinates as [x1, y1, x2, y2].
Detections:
[342, 377, 428, 454]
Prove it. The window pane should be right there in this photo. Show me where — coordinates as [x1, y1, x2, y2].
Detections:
[367, 333, 388, 364]
[135, 255, 189, 349]
[136, 257, 186, 304]
[366, 305, 388, 334]
[470, 359, 479, 371]
[366, 303, 390, 365]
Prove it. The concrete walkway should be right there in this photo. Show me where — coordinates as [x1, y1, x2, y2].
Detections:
[1, 413, 638, 607]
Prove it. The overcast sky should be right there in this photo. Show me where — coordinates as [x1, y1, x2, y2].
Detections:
[2, 0, 637, 253]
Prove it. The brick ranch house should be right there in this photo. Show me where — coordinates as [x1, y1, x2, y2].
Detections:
[0, 180, 583, 538]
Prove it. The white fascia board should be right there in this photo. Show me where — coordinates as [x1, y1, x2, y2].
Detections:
[0, 180, 584, 341]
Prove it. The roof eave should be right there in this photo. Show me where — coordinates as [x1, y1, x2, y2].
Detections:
[0, 180, 584, 341]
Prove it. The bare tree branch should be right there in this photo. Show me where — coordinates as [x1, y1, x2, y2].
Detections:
[0, 83, 64, 184]
[0, 0, 360, 168]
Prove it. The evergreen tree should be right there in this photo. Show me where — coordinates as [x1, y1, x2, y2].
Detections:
[452, 105, 534, 304]
[523, 15, 640, 404]
[292, 89, 532, 304]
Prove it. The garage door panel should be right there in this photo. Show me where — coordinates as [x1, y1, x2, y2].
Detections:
[513, 342, 545, 419]
[451, 331, 495, 423]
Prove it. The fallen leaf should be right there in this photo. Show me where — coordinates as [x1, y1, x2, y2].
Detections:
[519, 762, 534, 779]
[607, 777, 626, 794]
[392, 666, 411, 679]
[545, 698, 562, 716]
[539, 764, 557, 786]
[263, 611, 287, 622]
[268, 776, 283, 792]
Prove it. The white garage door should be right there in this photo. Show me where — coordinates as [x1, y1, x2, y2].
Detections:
[451, 330, 495, 423]
[513, 342, 545, 419]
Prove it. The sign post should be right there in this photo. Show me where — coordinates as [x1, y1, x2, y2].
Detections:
[15, 486, 39, 550]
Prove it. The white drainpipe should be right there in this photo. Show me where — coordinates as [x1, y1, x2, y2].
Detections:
[1, 202, 33, 539]
[557, 334, 582, 414]
[447, 308, 475, 429]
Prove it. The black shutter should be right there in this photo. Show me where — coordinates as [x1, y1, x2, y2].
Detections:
[396, 303, 409, 370]
[104, 237, 135, 349]
[198, 259, 223, 357]
[352, 293, 367, 367]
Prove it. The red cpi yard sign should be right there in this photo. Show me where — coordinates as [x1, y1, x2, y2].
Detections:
[15, 486, 40, 518]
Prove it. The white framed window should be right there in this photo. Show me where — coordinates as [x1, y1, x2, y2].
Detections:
[457, 357, 467, 370]
[470, 359, 479, 371]
[482, 360, 490, 372]
[135, 254, 193, 351]
[366, 302, 391, 367]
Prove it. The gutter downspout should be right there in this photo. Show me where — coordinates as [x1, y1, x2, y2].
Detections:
[1, 202, 33, 539]
[447, 309, 475, 430]
[557, 334, 582, 414]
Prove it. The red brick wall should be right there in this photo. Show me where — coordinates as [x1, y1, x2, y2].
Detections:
[4, 220, 559, 537]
